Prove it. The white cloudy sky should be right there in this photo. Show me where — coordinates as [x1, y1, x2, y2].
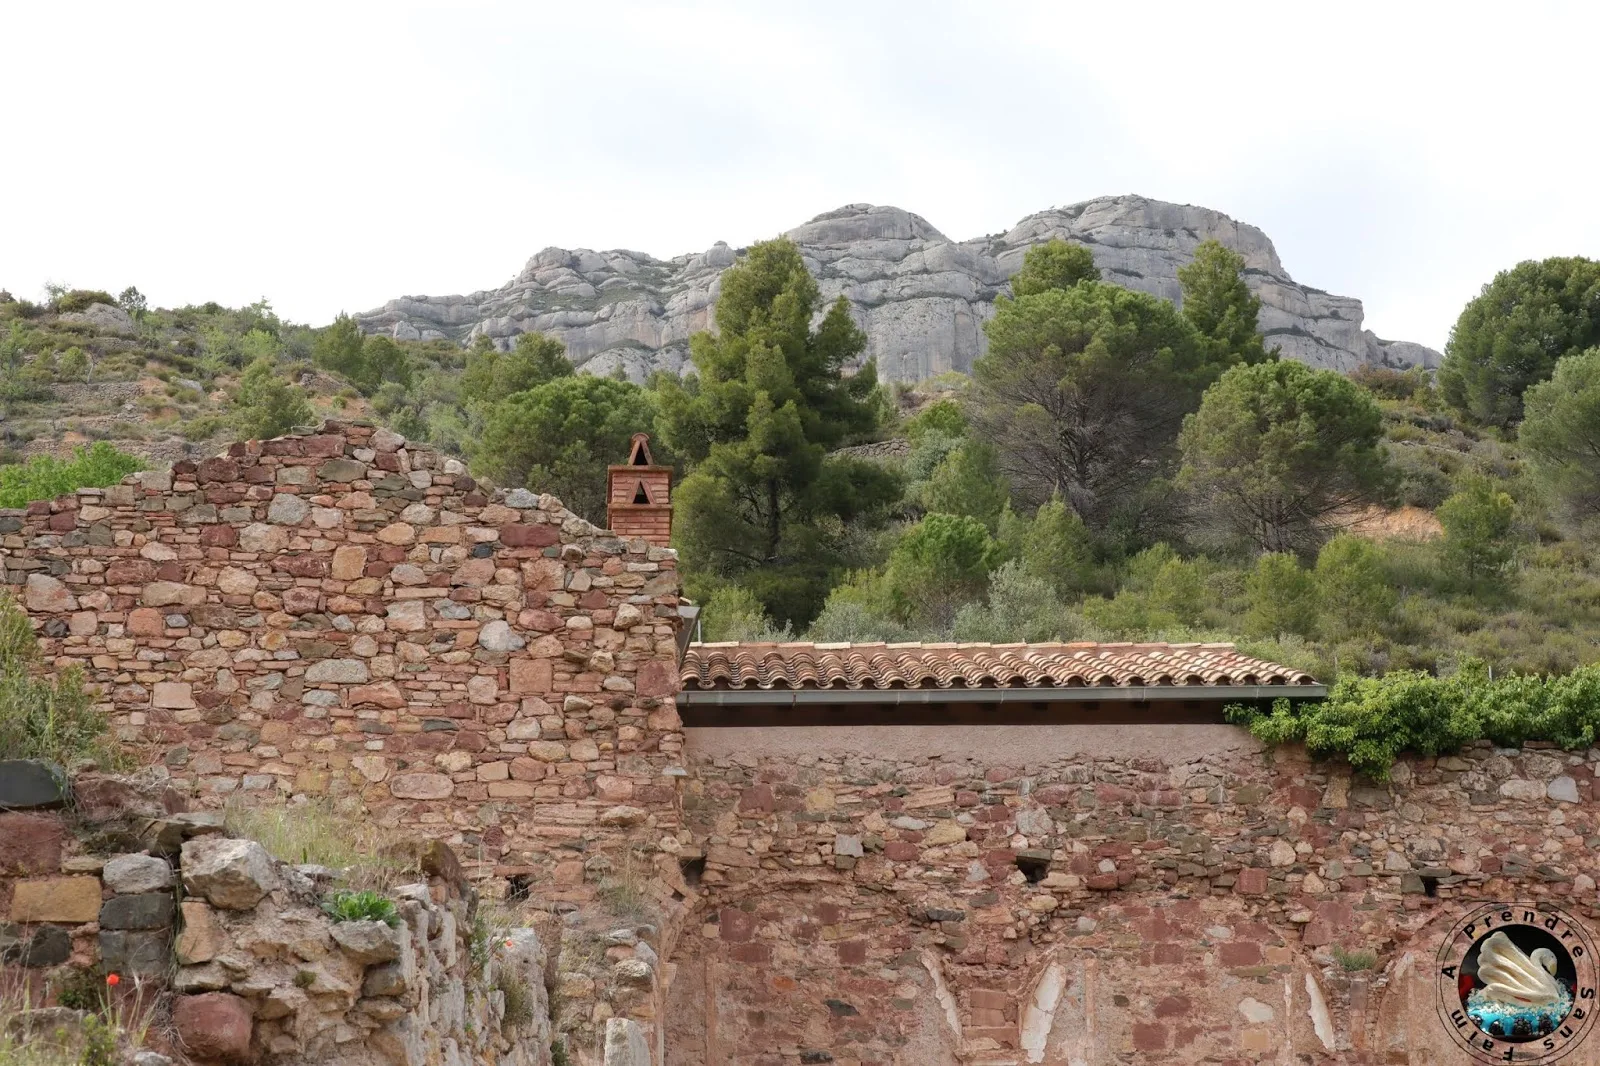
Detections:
[4, 1, 1596, 350]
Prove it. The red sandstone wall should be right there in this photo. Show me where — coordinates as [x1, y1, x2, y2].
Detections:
[0, 421, 684, 899]
[664, 736, 1600, 1065]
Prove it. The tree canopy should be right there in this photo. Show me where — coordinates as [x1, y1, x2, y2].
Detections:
[474, 375, 656, 525]
[1009, 239, 1098, 297]
[1439, 256, 1600, 427]
[1520, 347, 1600, 527]
[1178, 240, 1275, 366]
[1178, 360, 1394, 554]
[232, 357, 314, 441]
[970, 276, 1233, 547]
[461, 331, 572, 408]
[657, 237, 898, 624]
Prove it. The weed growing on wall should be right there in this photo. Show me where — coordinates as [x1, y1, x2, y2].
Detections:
[1227, 659, 1600, 778]
[0, 595, 122, 769]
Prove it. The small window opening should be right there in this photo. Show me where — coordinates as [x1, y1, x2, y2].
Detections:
[632, 481, 651, 504]
[1422, 875, 1439, 898]
[1015, 854, 1050, 884]
[679, 856, 707, 887]
[631, 448, 650, 466]
[507, 874, 532, 902]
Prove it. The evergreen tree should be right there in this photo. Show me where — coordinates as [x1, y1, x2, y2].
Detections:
[1178, 360, 1395, 554]
[1437, 475, 1517, 583]
[1313, 535, 1395, 637]
[461, 331, 572, 408]
[474, 375, 656, 525]
[1178, 240, 1274, 366]
[970, 277, 1229, 548]
[232, 358, 313, 440]
[1244, 552, 1318, 639]
[657, 238, 899, 625]
[1520, 347, 1600, 525]
[1010, 239, 1098, 296]
[1439, 257, 1600, 427]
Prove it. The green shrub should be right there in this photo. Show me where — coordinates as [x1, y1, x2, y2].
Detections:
[322, 890, 401, 927]
[1227, 660, 1600, 778]
[0, 442, 144, 507]
[1330, 945, 1378, 971]
[0, 596, 123, 769]
[53, 290, 116, 314]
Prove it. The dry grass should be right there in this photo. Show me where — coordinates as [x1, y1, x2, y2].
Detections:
[224, 795, 412, 891]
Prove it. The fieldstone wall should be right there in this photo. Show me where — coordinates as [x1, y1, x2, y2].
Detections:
[0, 762, 553, 1065]
[653, 736, 1600, 1065]
[0, 420, 686, 904]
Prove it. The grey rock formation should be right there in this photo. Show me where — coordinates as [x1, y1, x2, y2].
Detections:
[356, 195, 1438, 383]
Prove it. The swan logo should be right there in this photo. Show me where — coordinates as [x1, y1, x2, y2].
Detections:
[1436, 904, 1597, 1063]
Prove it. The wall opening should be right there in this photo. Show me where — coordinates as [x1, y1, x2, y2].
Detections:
[1015, 853, 1050, 883]
[507, 874, 532, 902]
[1421, 875, 1439, 898]
[680, 855, 707, 888]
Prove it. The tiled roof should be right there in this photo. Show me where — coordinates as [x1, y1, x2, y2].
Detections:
[680, 641, 1318, 691]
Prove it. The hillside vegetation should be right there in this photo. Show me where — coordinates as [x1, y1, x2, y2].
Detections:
[5, 246, 1600, 699]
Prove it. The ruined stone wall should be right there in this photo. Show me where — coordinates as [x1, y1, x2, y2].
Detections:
[0, 421, 686, 904]
[0, 762, 553, 1066]
[660, 728, 1600, 1065]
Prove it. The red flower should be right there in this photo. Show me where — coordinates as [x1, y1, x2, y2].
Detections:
[105, 974, 120, 987]
[504, 939, 514, 948]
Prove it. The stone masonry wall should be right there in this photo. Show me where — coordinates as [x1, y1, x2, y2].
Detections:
[0, 420, 686, 905]
[0, 761, 553, 1066]
[658, 733, 1600, 1065]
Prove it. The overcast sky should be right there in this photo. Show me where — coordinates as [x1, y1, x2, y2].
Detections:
[4, 1, 1596, 351]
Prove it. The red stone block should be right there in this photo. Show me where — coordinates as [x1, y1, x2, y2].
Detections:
[300, 434, 345, 457]
[1087, 873, 1120, 891]
[1154, 995, 1191, 1018]
[0, 812, 66, 875]
[816, 903, 843, 924]
[1236, 867, 1268, 895]
[730, 943, 771, 964]
[739, 785, 774, 814]
[1131, 1023, 1168, 1052]
[836, 941, 867, 964]
[501, 524, 560, 548]
[883, 842, 919, 861]
[48, 512, 77, 531]
[200, 525, 238, 546]
[1219, 942, 1263, 967]
[1152, 943, 1186, 965]
[955, 790, 980, 807]
[197, 458, 239, 483]
[106, 560, 157, 584]
[720, 907, 757, 942]
[173, 993, 253, 1061]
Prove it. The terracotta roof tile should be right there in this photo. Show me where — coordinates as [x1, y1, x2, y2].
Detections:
[680, 641, 1318, 691]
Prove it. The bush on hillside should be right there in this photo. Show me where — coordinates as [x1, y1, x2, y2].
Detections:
[0, 595, 122, 769]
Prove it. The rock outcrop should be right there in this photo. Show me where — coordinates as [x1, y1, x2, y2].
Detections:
[355, 195, 1439, 383]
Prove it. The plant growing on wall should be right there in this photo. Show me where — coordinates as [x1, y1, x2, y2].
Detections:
[321, 890, 401, 928]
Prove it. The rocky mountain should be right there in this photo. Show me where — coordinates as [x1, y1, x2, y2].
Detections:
[355, 195, 1440, 383]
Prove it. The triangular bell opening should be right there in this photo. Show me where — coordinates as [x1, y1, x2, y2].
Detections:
[627, 432, 654, 466]
[632, 481, 651, 504]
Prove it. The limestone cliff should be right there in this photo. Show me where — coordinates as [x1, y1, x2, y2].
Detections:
[355, 195, 1439, 383]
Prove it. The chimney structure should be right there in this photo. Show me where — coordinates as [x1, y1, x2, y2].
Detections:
[607, 432, 673, 546]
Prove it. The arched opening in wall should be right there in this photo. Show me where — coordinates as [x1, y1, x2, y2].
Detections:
[679, 856, 706, 888]
[507, 874, 532, 902]
[1015, 852, 1050, 884]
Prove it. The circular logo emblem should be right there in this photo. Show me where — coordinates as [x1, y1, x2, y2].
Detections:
[1436, 904, 1598, 1063]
